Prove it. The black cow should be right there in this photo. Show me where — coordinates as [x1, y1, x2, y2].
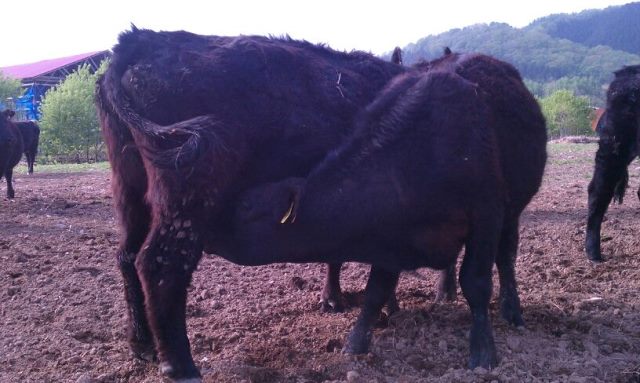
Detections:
[229, 68, 546, 369]
[15, 121, 40, 174]
[324, 51, 547, 325]
[96, 27, 403, 381]
[586, 65, 640, 262]
[0, 110, 24, 199]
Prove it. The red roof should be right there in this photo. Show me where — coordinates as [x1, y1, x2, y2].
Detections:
[0, 51, 106, 79]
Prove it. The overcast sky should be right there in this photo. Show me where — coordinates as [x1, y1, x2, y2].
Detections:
[0, 0, 633, 67]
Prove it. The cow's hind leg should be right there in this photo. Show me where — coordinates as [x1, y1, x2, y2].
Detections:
[27, 152, 35, 174]
[460, 209, 501, 369]
[116, 193, 154, 360]
[343, 266, 399, 354]
[496, 216, 524, 327]
[136, 215, 203, 380]
[321, 262, 345, 312]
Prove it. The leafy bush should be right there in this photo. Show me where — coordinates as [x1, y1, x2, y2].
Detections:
[539, 90, 593, 138]
[0, 71, 22, 102]
[39, 61, 108, 162]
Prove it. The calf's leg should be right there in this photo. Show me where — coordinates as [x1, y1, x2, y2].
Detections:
[343, 266, 399, 354]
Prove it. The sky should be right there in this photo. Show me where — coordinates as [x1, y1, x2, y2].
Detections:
[0, 0, 634, 68]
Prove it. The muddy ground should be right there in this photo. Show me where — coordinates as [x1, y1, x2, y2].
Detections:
[1, 142, 639, 383]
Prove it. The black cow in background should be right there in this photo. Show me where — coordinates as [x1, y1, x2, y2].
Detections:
[0, 110, 24, 199]
[586, 65, 640, 262]
[15, 121, 40, 174]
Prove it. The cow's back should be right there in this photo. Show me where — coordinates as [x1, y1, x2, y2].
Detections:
[100, 27, 404, 187]
[106, 28, 401, 138]
[429, 53, 547, 210]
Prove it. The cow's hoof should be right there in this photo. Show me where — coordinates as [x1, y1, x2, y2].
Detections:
[468, 349, 498, 370]
[589, 255, 605, 263]
[435, 288, 457, 302]
[342, 328, 371, 355]
[500, 303, 525, 328]
[160, 362, 201, 382]
[320, 298, 344, 313]
[130, 341, 157, 363]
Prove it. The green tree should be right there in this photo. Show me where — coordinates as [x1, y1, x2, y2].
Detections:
[39, 61, 108, 162]
[0, 71, 22, 102]
[539, 90, 593, 138]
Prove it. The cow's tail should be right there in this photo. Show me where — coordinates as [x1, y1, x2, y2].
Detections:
[612, 167, 628, 204]
[96, 66, 215, 170]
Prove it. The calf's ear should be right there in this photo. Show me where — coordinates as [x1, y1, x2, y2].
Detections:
[279, 183, 303, 224]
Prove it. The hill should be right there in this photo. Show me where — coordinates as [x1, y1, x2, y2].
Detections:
[400, 3, 640, 106]
[529, 2, 640, 54]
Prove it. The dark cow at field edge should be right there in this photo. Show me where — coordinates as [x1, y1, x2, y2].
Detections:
[96, 26, 403, 381]
[14, 121, 40, 174]
[230, 64, 546, 368]
[586, 65, 640, 262]
[0, 110, 24, 199]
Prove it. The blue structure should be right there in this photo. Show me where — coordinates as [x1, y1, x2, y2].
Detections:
[0, 51, 110, 121]
[13, 85, 47, 120]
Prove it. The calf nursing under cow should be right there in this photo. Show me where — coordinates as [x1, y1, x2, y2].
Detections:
[98, 27, 545, 381]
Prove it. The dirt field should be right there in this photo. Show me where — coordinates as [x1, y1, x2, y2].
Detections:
[1, 142, 639, 383]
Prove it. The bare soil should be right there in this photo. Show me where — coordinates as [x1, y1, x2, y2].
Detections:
[1, 142, 639, 383]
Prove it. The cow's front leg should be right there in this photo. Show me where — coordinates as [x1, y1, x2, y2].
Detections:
[136, 216, 203, 381]
[585, 145, 629, 262]
[343, 266, 399, 354]
[5, 168, 15, 199]
[435, 263, 457, 302]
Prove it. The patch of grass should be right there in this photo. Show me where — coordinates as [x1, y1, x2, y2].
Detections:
[547, 142, 597, 166]
[14, 161, 111, 174]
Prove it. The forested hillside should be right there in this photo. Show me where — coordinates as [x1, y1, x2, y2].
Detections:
[400, 3, 640, 106]
[529, 2, 640, 54]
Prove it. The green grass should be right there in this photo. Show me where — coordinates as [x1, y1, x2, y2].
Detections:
[14, 161, 111, 174]
[547, 142, 597, 166]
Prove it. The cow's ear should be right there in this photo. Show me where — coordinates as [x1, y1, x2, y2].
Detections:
[279, 182, 303, 224]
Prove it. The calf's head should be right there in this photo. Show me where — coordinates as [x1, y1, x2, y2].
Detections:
[232, 177, 306, 261]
